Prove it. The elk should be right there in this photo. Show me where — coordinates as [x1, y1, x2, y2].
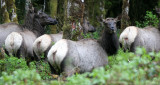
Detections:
[47, 17, 119, 76]
[119, 26, 160, 52]
[4, 5, 57, 61]
[0, 6, 57, 49]
[33, 32, 63, 60]
[33, 19, 96, 60]
[81, 18, 96, 33]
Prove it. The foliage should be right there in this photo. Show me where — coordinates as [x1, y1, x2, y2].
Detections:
[1, 48, 160, 85]
[66, 73, 91, 85]
[0, 54, 52, 80]
[82, 26, 103, 39]
[0, 55, 29, 76]
[0, 69, 42, 85]
[33, 60, 52, 80]
[135, 11, 159, 28]
[82, 31, 100, 39]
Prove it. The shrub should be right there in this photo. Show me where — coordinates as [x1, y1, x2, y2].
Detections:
[66, 73, 91, 85]
[0, 55, 28, 76]
[135, 11, 159, 28]
[0, 54, 52, 80]
[0, 69, 42, 85]
[1, 48, 160, 85]
[33, 60, 52, 80]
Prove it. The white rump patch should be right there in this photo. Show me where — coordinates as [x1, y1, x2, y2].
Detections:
[33, 34, 52, 57]
[5, 32, 23, 55]
[119, 26, 138, 49]
[47, 39, 68, 68]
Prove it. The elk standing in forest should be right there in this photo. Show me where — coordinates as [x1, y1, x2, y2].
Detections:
[4, 5, 57, 62]
[47, 17, 119, 76]
[33, 32, 63, 60]
[119, 26, 160, 52]
[33, 19, 96, 60]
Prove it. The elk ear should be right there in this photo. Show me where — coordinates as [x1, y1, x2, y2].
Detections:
[34, 9, 40, 18]
[37, 9, 43, 15]
[102, 19, 106, 22]
[115, 14, 122, 22]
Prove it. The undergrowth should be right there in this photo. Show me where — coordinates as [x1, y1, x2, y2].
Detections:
[1, 47, 160, 85]
[135, 11, 159, 28]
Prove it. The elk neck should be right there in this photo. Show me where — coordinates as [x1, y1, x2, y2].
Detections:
[98, 27, 119, 55]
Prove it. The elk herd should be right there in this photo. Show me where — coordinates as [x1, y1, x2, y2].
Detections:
[1, 5, 160, 77]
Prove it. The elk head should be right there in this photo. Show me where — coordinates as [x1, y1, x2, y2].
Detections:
[103, 17, 119, 33]
[82, 19, 96, 33]
[34, 10, 58, 26]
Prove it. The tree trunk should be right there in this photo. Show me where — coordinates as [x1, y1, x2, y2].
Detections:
[25, 0, 31, 14]
[1, 0, 10, 23]
[49, 0, 58, 34]
[63, 0, 85, 40]
[85, 0, 106, 27]
[0, 0, 2, 23]
[62, 0, 71, 39]
[121, 0, 130, 30]
[6, 0, 18, 23]
[57, 0, 65, 32]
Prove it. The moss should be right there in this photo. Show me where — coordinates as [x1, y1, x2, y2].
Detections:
[49, 0, 58, 33]
[62, 23, 80, 41]
[6, 0, 18, 23]
[62, 0, 84, 40]
[57, 0, 65, 32]
[3, 11, 11, 23]
[1, 0, 11, 23]
[62, 22, 72, 39]
[86, 0, 107, 27]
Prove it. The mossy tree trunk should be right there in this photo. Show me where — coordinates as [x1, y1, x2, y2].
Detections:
[0, 0, 1, 23]
[62, 0, 84, 40]
[85, 0, 107, 27]
[6, 0, 18, 23]
[57, 0, 65, 32]
[49, 0, 58, 34]
[1, 0, 10, 23]
[62, 0, 72, 39]
[121, 0, 130, 30]
[25, 0, 31, 14]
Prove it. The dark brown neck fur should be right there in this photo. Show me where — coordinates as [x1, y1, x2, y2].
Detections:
[21, 12, 44, 37]
[98, 27, 119, 55]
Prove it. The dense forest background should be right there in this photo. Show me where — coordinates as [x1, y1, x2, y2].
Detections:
[0, 0, 159, 34]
